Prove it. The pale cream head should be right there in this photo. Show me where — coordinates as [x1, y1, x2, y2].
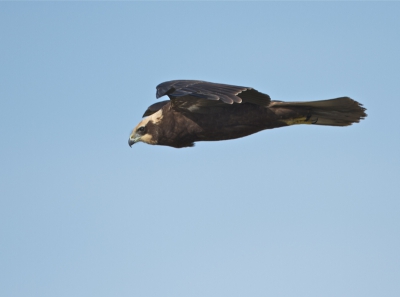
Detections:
[128, 109, 163, 146]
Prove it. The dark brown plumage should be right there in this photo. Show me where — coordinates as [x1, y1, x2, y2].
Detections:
[128, 80, 367, 148]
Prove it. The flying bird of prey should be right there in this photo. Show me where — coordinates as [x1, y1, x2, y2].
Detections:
[128, 80, 367, 148]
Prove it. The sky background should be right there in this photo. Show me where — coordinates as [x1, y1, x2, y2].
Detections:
[1, 2, 399, 297]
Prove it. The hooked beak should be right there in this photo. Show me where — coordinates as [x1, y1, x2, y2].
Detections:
[128, 138, 135, 147]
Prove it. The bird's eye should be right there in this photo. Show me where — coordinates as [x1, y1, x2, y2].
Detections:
[138, 126, 145, 133]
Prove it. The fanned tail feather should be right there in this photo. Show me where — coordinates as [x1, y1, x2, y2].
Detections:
[270, 97, 367, 126]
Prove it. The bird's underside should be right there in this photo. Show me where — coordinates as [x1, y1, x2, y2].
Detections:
[129, 80, 367, 148]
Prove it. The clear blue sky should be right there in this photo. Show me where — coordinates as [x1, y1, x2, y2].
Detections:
[1, 2, 399, 297]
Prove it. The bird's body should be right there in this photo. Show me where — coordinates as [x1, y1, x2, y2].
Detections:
[150, 102, 285, 148]
[129, 80, 367, 148]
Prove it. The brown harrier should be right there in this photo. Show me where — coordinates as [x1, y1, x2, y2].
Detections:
[129, 80, 367, 148]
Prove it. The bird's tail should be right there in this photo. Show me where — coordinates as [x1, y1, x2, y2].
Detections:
[269, 97, 367, 126]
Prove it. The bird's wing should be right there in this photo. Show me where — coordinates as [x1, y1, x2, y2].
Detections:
[142, 100, 169, 117]
[155, 80, 271, 113]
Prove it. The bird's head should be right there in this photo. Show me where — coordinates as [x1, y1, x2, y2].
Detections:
[128, 109, 163, 147]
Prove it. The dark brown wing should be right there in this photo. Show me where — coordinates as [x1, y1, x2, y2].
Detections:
[155, 80, 271, 114]
[142, 100, 169, 117]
